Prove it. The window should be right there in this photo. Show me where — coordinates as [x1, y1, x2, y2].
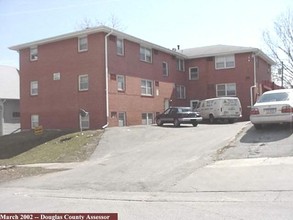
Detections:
[12, 112, 20, 118]
[30, 81, 38, 96]
[141, 79, 153, 96]
[176, 85, 186, 99]
[189, 67, 199, 80]
[176, 58, 185, 71]
[142, 113, 154, 125]
[117, 75, 125, 91]
[216, 83, 236, 97]
[31, 115, 39, 128]
[53, 72, 61, 80]
[30, 47, 38, 61]
[80, 113, 90, 129]
[78, 36, 88, 52]
[116, 38, 124, 55]
[215, 55, 235, 69]
[140, 47, 152, 63]
[79, 75, 89, 91]
[118, 112, 126, 127]
[162, 62, 169, 76]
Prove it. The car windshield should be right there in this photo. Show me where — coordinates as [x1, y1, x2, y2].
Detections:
[257, 92, 289, 103]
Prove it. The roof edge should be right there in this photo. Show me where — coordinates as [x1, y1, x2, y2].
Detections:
[9, 25, 186, 58]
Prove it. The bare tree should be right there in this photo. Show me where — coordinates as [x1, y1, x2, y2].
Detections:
[76, 15, 125, 31]
[263, 9, 293, 88]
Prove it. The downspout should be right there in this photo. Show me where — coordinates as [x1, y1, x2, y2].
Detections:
[250, 52, 257, 107]
[102, 29, 113, 129]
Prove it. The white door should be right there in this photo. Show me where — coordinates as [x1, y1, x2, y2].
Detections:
[190, 100, 200, 110]
[164, 99, 170, 110]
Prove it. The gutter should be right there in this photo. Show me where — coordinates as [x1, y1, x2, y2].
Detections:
[102, 29, 113, 129]
[250, 52, 258, 107]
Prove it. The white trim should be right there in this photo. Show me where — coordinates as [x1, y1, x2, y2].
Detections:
[78, 36, 88, 52]
[216, 83, 237, 97]
[140, 46, 152, 63]
[162, 62, 169, 76]
[141, 79, 153, 96]
[30, 81, 38, 96]
[9, 25, 186, 59]
[78, 74, 89, 91]
[116, 38, 124, 55]
[30, 46, 38, 61]
[215, 55, 235, 70]
[189, 66, 199, 80]
[117, 75, 125, 91]
[31, 114, 39, 128]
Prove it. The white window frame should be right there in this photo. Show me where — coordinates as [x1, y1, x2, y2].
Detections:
[189, 67, 199, 80]
[79, 74, 89, 91]
[30, 47, 38, 61]
[176, 85, 186, 99]
[216, 83, 237, 97]
[53, 72, 61, 80]
[78, 36, 88, 52]
[118, 112, 126, 127]
[80, 113, 90, 129]
[176, 58, 185, 71]
[116, 38, 124, 55]
[162, 62, 169, 76]
[31, 115, 39, 128]
[141, 79, 153, 96]
[215, 55, 235, 69]
[30, 81, 38, 96]
[117, 75, 125, 91]
[140, 46, 152, 63]
[142, 113, 154, 125]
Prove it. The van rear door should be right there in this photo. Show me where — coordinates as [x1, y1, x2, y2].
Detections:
[221, 99, 241, 117]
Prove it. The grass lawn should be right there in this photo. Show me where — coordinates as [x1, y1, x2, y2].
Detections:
[0, 129, 104, 166]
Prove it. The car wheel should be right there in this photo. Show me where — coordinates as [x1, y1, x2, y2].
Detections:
[228, 119, 234, 124]
[254, 124, 262, 130]
[209, 114, 215, 124]
[156, 118, 163, 126]
[192, 122, 198, 127]
[174, 119, 180, 127]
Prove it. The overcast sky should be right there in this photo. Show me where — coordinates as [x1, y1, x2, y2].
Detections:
[1, 0, 292, 68]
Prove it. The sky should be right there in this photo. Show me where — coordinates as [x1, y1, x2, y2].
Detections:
[1, 0, 293, 69]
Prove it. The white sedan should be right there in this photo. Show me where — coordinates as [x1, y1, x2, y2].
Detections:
[250, 89, 293, 129]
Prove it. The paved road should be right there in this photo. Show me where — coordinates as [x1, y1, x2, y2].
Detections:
[1, 122, 293, 219]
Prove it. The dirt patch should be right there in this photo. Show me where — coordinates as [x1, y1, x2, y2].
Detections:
[0, 166, 64, 183]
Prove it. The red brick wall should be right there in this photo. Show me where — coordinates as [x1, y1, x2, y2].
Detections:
[107, 37, 187, 126]
[18, 30, 272, 129]
[19, 32, 107, 130]
[185, 52, 271, 121]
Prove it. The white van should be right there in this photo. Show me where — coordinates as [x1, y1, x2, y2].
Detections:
[196, 97, 242, 123]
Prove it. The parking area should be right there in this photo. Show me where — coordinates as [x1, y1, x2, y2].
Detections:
[218, 123, 293, 160]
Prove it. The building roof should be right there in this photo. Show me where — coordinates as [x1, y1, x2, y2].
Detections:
[9, 26, 275, 65]
[180, 44, 275, 65]
[0, 66, 19, 99]
[9, 25, 186, 58]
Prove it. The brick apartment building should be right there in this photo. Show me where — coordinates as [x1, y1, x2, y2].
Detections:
[10, 26, 275, 130]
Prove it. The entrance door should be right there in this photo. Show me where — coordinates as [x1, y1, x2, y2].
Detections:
[164, 99, 170, 110]
[190, 100, 200, 110]
[118, 112, 126, 127]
